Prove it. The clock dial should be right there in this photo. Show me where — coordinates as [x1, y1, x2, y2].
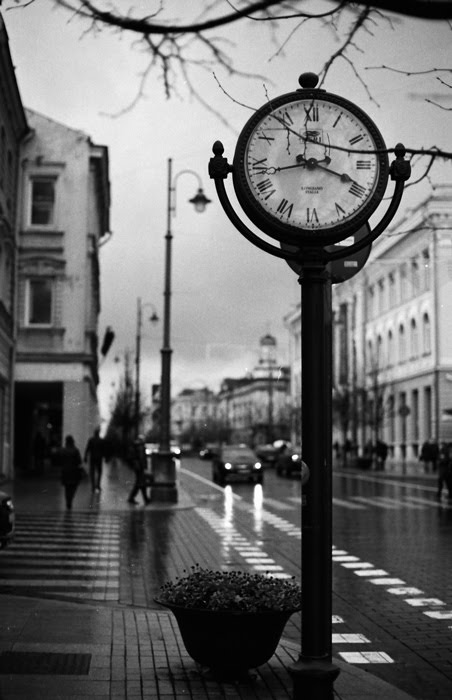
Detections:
[233, 91, 389, 243]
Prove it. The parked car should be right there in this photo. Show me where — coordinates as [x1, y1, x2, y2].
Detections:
[212, 445, 263, 485]
[255, 444, 278, 467]
[199, 444, 219, 460]
[276, 448, 304, 477]
[0, 490, 14, 548]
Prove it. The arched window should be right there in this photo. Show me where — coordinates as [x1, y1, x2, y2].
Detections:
[422, 313, 431, 355]
[410, 318, 419, 358]
[388, 329, 394, 366]
[399, 323, 406, 362]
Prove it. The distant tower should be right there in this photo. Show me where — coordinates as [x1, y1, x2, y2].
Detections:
[255, 333, 277, 378]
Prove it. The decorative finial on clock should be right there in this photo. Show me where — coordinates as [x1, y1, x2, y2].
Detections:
[298, 72, 319, 89]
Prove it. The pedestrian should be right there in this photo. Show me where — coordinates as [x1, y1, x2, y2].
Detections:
[437, 443, 452, 501]
[84, 427, 104, 492]
[375, 440, 388, 471]
[59, 435, 84, 510]
[420, 439, 439, 473]
[127, 436, 150, 505]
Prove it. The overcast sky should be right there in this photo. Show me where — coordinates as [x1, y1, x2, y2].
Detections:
[4, 2, 452, 425]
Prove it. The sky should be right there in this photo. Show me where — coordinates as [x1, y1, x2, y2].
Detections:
[3, 2, 452, 426]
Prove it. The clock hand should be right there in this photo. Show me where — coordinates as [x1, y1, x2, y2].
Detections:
[299, 155, 352, 182]
[262, 154, 331, 175]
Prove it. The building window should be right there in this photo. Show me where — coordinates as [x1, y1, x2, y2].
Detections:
[400, 264, 409, 301]
[30, 178, 56, 226]
[388, 272, 396, 308]
[399, 323, 406, 362]
[411, 258, 420, 296]
[422, 249, 430, 291]
[378, 278, 386, 314]
[410, 318, 419, 358]
[26, 279, 53, 326]
[387, 329, 394, 366]
[422, 313, 431, 355]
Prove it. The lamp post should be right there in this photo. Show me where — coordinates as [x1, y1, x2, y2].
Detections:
[134, 297, 159, 438]
[151, 157, 211, 503]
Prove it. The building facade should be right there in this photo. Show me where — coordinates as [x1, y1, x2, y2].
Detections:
[331, 184, 452, 461]
[14, 110, 110, 473]
[171, 387, 218, 447]
[0, 18, 28, 478]
[217, 334, 291, 446]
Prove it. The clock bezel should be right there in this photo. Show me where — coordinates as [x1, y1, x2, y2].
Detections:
[232, 88, 389, 246]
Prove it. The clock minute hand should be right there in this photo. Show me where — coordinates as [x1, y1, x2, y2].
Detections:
[305, 157, 352, 182]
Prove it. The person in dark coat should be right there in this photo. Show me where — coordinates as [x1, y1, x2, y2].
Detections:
[127, 437, 150, 505]
[60, 435, 84, 510]
[437, 443, 452, 501]
[375, 440, 388, 471]
[84, 427, 104, 492]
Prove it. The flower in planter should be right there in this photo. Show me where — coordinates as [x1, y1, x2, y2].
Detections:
[157, 565, 301, 613]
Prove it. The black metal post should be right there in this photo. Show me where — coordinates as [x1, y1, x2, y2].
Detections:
[151, 157, 178, 503]
[289, 256, 340, 699]
[134, 297, 142, 439]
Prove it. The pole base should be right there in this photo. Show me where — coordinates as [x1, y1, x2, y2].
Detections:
[150, 451, 178, 503]
[150, 484, 178, 503]
[289, 657, 340, 700]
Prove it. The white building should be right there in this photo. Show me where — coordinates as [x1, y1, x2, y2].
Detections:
[14, 110, 110, 472]
[285, 185, 452, 462]
[335, 185, 452, 461]
[217, 334, 291, 446]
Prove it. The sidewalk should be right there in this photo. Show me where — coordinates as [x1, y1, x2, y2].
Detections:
[0, 592, 416, 699]
[0, 467, 418, 699]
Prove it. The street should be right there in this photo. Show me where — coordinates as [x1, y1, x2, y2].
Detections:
[1, 456, 452, 699]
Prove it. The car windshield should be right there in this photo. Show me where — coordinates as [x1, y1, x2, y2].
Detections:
[223, 447, 255, 461]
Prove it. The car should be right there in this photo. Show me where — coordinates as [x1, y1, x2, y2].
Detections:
[275, 448, 304, 477]
[212, 445, 263, 485]
[199, 444, 219, 460]
[0, 490, 14, 548]
[255, 443, 278, 467]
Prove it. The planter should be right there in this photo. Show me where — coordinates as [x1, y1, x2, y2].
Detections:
[155, 599, 296, 678]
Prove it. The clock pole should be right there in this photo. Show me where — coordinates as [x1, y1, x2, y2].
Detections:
[208, 73, 410, 699]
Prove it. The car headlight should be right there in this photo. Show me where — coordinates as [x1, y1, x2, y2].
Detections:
[3, 498, 13, 511]
[254, 462, 262, 470]
[224, 462, 232, 470]
[291, 454, 299, 462]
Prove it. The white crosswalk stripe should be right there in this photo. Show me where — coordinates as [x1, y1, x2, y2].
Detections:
[0, 512, 120, 602]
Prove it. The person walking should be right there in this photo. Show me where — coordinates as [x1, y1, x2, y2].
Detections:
[60, 435, 84, 510]
[437, 443, 452, 501]
[375, 440, 388, 471]
[127, 436, 150, 505]
[84, 427, 104, 493]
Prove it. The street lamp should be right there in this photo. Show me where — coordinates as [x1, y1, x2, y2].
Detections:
[134, 298, 159, 438]
[151, 158, 211, 503]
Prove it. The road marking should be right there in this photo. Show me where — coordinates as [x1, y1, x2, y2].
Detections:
[333, 497, 366, 510]
[424, 610, 452, 619]
[1, 513, 120, 602]
[370, 578, 406, 585]
[355, 569, 389, 577]
[333, 634, 370, 644]
[263, 497, 294, 511]
[405, 598, 445, 607]
[387, 587, 424, 595]
[341, 562, 374, 569]
[339, 651, 394, 664]
[351, 496, 400, 509]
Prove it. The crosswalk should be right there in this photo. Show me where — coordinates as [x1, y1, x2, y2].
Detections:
[286, 493, 450, 511]
[0, 512, 120, 602]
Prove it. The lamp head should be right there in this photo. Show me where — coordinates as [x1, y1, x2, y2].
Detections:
[189, 188, 211, 213]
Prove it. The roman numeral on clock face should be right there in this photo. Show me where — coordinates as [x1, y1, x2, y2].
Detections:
[257, 130, 275, 144]
[304, 104, 319, 122]
[356, 160, 371, 169]
[349, 182, 366, 198]
[251, 157, 268, 172]
[306, 207, 319, 224]
[277, 198, 294, 218]
[335, 202, 346, 217]
[256, 178, 276, 199]
[349, 134, 364, 145]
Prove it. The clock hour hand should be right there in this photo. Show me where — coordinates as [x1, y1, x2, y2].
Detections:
[299, 155, 352, 182]
[262, 153, 330, 175]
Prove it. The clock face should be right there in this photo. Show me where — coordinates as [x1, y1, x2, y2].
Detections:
[233, 91, 389, 244]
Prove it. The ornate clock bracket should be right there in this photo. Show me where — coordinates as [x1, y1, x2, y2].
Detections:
[208, 140, 411, 266]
